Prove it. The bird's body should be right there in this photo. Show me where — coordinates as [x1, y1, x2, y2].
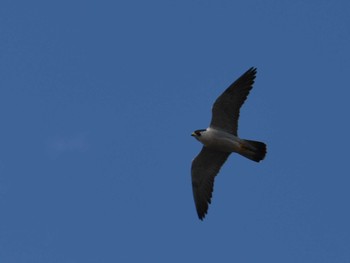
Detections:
[191, 67, 267, 220]
[192, 128, 243, 153]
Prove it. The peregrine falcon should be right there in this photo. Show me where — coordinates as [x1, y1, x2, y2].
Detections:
[191, 67, 266, 220]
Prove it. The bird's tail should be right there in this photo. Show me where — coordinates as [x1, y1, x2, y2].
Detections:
[239, 139, 267, 162]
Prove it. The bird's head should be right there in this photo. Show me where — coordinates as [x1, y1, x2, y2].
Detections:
[191, 129, 206, 141]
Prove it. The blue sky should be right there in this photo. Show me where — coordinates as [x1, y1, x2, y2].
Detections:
[1, 1, 350, 262]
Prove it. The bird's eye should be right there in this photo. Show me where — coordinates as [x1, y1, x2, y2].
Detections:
[196, 131, 201, 136]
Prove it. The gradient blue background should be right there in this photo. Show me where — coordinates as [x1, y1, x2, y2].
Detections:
[1, 1, 350, 262]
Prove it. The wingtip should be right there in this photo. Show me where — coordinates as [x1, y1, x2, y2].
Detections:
[248, 66, 257, 74]
[195, 201, 208, 220]
[193, 193, 209, 220]
[197, 211, 206, 221]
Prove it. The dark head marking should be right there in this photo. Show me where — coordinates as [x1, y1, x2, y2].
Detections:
[194, 129, 206, 136]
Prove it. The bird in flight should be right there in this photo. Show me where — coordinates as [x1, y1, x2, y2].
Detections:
[191, 67, 266, 220]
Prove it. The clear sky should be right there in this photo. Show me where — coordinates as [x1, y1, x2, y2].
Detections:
[1, 1, 350, 262]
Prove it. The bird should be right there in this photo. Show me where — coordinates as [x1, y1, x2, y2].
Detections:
[191, 67, 266, 220]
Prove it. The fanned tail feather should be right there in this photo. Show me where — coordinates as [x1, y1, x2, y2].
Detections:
[239, 139, 267, 162]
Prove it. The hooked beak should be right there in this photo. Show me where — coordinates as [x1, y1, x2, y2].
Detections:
[191, 132, 196, 137]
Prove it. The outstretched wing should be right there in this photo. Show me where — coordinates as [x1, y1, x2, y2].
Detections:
[191, 147, 230, 220]
[210, 67, 257, 135]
